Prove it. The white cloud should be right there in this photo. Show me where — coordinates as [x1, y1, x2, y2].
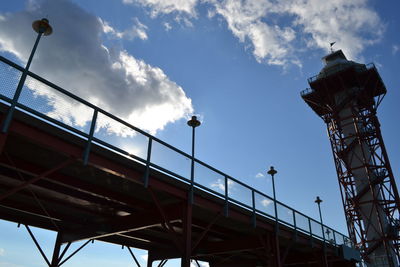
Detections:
[255, 172, 264, 178]
[122, 0, 198, 17]
[210, 178, 235, 192]
[101, 17, 148, 41]
[206, 0, 383, 65]
[393, 44, 399, 55]
[278, 0, 384, 60]
[175, 15, 194, 27]
[0, 0, 193, 136]
[261, 198, 272, 207]
[205, 0, 295, 66]
[163, 22, 172, 31]
[130, 0, 384, 66]
[0, 248, 4, 256]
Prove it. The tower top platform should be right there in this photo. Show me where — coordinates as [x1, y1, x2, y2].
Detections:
[301, 50, 386, 116]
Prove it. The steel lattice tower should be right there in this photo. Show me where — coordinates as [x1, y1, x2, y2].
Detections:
[301, 50, 400, 266]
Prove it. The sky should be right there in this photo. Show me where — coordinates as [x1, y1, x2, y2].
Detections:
[0, 0, 399, 266]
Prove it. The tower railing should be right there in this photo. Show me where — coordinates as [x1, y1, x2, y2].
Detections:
[0, 55, 352, 248]
[307, 62, 376, 84]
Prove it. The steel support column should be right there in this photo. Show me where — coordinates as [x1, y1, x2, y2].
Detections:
[181, 201, 192, 267]
[50, 232, 63, 267]
[147, 251, 154, 267]
[274, 233, 281, 267]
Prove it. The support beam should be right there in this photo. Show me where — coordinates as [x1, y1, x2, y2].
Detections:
[0, 158, 74, 201]
[148, 188, 183, 252]
[0, 132, 7, 155]
[58, 239, 92, 266]
[0, 155, 153, 211]
[127, 246, 141, 267]
[202, 235, 263, 255]
[157, 259, 168, 267]
[181, 201, 192, 267]
[192, 212, 221, 253]
[25, 224, 51, 266]
[50, 232, 63, 267]
[62, 203, 182, 243]
[58, 242, 71, 264]
[147, 251, 153, 267]
[280, 236, 295, 265]
[274, 232, 282, 267]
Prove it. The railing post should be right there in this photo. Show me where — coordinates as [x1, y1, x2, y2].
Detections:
[333, 230, 337, 246]
[308, 218, 313, 247]
[143, 138, 152, 188]
[224, 176, 228, 217]
[252, 190, 256, 228]
[293, 210, 297, 241]
[82, 109, 98, 165]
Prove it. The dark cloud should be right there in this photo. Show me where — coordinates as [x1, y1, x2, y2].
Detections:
[0, 0, 193, 134]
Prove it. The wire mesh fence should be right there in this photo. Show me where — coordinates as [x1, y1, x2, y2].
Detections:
[0, 55, 353, 248]
[0, 60, 21, 100]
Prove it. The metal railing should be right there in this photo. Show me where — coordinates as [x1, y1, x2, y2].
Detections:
[300, 87, 314, 97]
[307, 62, 376, 84]
[0, 55, 353, 248]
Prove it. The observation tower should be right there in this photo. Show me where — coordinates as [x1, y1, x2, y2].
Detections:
[301, 50, 400, 266]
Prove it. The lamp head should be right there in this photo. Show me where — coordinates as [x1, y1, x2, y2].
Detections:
[187, 115, 201, 128]
[267, 166, 277, 176]
[32, 18, 53, 36]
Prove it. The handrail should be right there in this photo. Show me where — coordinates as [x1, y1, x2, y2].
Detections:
[307, 62, 375, 84]
[0, 55, 353, 248]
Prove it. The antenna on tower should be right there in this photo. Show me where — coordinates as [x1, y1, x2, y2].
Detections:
[329, 42, 336, 53]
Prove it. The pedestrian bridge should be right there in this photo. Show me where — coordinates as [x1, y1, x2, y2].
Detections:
[0, 55, 359, 266]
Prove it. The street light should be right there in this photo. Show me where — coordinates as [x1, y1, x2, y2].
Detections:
[315, 196, 324, 228]
[267, 166, 278, 222]
[2, 18, 53, 133]
[267, 166, 281, 267]
[187, 115, 201, 203]
[315, 196, 328, 266]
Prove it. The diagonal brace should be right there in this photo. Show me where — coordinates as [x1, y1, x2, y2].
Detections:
[192, 212, 221, 253]
[127, 246, 141, 267]
[148, 188, 183, 252]
[0, 158, 75, 201]
[280, 235, 296, 265]
[25, 224, 51, 266]
[58, 239, 92, 266]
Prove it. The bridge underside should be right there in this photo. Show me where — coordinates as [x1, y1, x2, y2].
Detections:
[0, 104, 355, 266]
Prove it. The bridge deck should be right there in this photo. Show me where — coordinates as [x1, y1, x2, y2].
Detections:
[0, 104, 355, 267]
[0, 54, 356, 266]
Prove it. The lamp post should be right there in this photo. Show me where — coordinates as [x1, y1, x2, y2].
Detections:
[2, 18, 53, 133]
[315, 196, 328, 266]
[187, 115, 201, 204]
[267, 166, 281, 267]
[315, 196, 324, 234]
[267, 166, 278, 222]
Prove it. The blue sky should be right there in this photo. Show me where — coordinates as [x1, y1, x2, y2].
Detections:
[0, 0, 399, 266]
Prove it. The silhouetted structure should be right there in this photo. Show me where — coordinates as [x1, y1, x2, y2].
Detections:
[0, 53, 359, 266]
[302, 50, 400, 266]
